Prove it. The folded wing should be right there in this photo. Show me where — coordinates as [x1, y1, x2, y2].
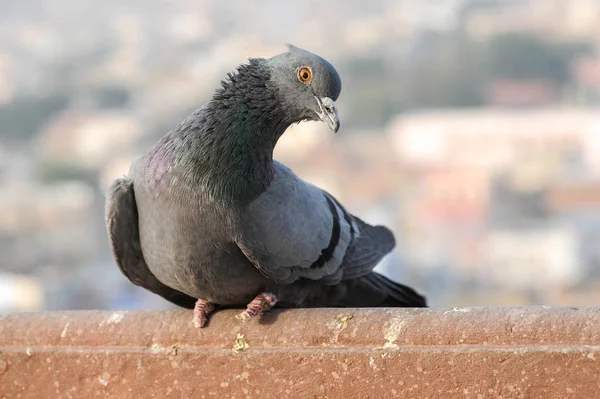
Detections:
[237, 161, 396, 285]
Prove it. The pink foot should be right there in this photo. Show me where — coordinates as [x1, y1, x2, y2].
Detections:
[193, 299, 215, 328]
[235, 292, 278, 322]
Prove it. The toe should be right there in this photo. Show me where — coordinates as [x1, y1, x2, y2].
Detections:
[235, 292, 278, 323]
[193, 299, 214, 328]
[193, 314, 207, 328]
[235, 311, 252, 322]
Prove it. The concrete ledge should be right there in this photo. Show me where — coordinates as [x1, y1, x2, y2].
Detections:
[1, 307, 599, 398]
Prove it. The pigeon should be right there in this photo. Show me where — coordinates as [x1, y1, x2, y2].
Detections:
[105, 45, 427, 328]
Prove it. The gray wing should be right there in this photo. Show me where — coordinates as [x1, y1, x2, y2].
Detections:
[236, 161, 395, 285]
[105, 177, 197, 309]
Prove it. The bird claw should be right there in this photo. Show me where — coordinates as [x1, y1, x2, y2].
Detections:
[234, 312, 253, 322]
[236, 292, 277, 322]
[193, 299, 215, 328]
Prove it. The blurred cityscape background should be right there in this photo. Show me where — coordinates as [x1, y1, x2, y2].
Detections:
[2, 0, 600, 312]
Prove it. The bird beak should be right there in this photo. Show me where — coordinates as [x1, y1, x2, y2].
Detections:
[315, 96, 340, 133]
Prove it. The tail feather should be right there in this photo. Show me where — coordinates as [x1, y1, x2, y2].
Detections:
[364, 272, 428, 307]
[334, 272, 427, 308]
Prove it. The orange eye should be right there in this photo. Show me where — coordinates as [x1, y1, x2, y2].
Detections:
[297, 67, 312, 83]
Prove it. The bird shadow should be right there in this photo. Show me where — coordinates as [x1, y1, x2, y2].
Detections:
[258, 308, 288, 325]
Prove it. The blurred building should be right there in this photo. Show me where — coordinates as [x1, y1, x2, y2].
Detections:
[0, 273, 43, 312]
[386, 108, 600, 300]
[464, 0, 600, 39]
[388, 109, 598, 171]
[36, 110, 142, 168]
[485, 226, 580, 288]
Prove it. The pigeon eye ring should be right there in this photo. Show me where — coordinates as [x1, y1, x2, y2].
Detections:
[297, 66, 312, 83]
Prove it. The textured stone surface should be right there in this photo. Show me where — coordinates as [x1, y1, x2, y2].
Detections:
[1, 307, 599, 398]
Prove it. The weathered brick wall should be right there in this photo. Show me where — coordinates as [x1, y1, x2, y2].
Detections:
[1, 307, 599, 398]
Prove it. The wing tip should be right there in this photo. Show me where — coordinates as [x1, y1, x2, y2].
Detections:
[374, 225, 396, 252]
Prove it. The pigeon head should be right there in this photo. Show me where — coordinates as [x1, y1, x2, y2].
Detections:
[266, 44, 342, 133]
[158, 47, 343, 205]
